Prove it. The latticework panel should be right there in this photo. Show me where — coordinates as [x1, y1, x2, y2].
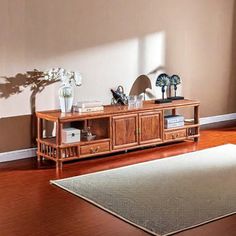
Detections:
[60, 146, 79, 159]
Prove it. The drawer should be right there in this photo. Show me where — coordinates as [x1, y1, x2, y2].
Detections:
[80, 141, 110, 156]
[164, 129, 186, 141]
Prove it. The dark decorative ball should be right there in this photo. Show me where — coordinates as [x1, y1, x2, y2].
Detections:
[156, 73, 170, 87]
[169, 75, 181, 85]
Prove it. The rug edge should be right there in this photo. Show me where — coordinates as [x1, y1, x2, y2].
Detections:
[50, 143, 235, 183]
[50, 180, 160, 236]
[163, 211, 236, 236]
[50, 143, 236, 236]
[51, 179, 236, 236]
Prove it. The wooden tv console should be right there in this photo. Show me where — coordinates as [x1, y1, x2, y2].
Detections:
[36, 99, 200, 169]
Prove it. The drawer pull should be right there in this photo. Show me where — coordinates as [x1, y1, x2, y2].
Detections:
[172, 133, 180, 139]
[90, 146, 100, 154]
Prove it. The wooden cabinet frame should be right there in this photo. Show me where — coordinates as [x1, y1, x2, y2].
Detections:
[36, 99, 200, 169]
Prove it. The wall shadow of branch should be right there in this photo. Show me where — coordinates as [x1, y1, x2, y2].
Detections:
[0, 70, 59, 145]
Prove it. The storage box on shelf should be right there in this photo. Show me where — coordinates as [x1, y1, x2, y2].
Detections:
[36, 99, 200, 169]
[164, 115, 184, 129]
[62, 128, 81, 143]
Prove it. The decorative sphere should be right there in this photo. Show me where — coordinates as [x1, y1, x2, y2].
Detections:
[156, 73, 170, 87]
[170, 75, 181, 85]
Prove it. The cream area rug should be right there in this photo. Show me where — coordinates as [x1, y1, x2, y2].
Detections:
[51, 144, 236, 236]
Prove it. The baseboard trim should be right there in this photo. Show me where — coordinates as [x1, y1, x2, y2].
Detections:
[200, 113, 236, 125]
[0, 113, 236, 163]
[0, 148, 37, 163]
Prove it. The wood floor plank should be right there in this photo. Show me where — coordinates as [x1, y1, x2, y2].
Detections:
[0, 128, 236, 236]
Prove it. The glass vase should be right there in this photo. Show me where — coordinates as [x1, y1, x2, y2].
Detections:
[58, 85, 73, 113]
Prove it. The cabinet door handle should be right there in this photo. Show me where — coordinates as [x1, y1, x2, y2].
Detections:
[136, 128, 141, 135]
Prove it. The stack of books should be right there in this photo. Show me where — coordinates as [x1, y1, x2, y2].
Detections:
[164, 115, 184, 129]
[74, 101, 104, 113]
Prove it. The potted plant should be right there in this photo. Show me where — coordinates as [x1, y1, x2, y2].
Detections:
[44, 68, 82, 112]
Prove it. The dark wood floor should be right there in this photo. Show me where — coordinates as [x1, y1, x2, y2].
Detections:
[1, 128, 236, 236]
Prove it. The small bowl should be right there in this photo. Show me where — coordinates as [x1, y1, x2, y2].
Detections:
[86, 135, 96, 141]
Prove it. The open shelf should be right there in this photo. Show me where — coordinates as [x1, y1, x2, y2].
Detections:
[60, 137, 110, 147]
[37, 137, 56, 146]
[40, 137, 111, 148]
[164, 122, 199, 131]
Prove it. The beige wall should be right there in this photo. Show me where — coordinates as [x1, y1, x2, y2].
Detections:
[0, 0, 236, 152]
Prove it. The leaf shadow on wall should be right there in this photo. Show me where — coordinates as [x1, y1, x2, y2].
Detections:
[0, 71, 58, 145]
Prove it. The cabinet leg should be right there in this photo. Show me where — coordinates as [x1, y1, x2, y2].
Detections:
[56, 161, 63, 170]
[194, 137, 199, 142]
[37, 154, 41, 162]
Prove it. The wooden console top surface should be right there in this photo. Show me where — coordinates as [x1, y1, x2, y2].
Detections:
[36, 99, 200, 122]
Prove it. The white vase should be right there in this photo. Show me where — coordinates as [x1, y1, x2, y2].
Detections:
[58, 85, 73, 113]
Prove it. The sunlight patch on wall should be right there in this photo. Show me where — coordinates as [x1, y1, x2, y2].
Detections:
[50, 31, 166, 106]
[0, 31, 166, 118]
[138, 31, 166, 75]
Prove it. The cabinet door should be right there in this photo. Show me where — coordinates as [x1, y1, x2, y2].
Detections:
[139, 111, 162, 145]
[112, 114, 138, 150]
